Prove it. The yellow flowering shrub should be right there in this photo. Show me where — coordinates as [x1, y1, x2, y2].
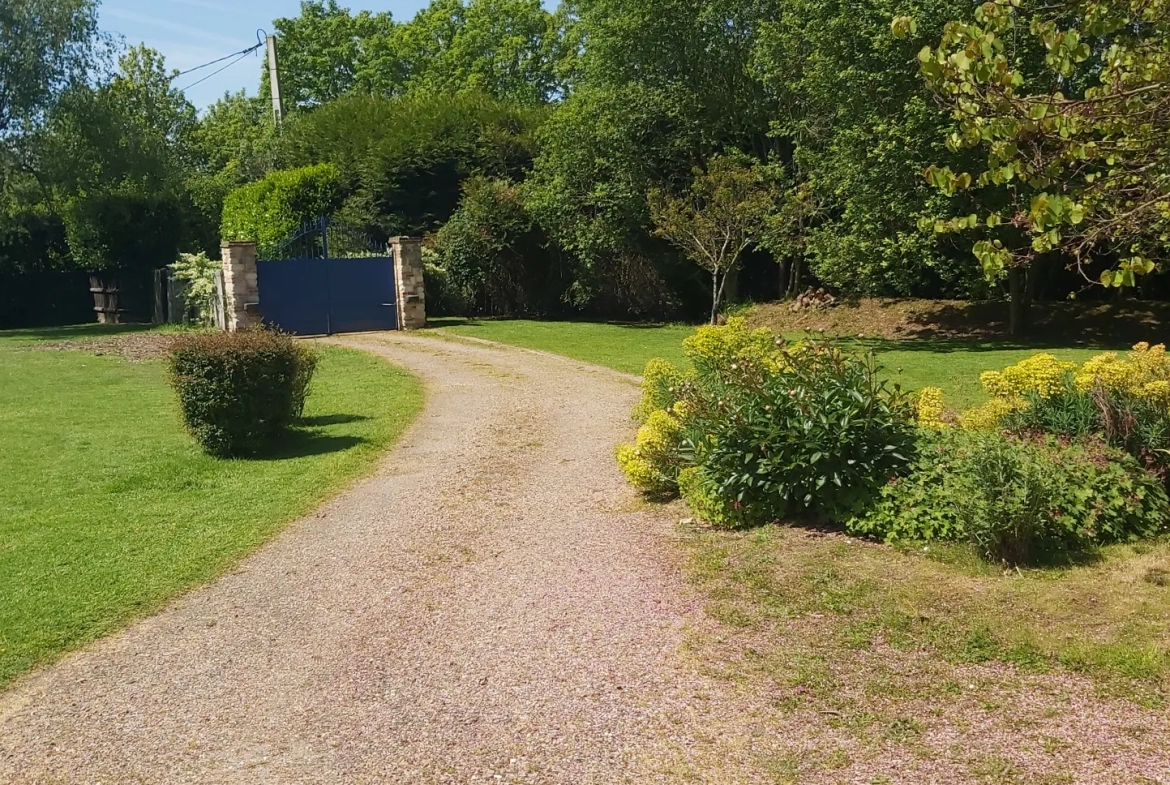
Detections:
[1074, 343, 1170, 397]
[682, 317, 783, 373]
[960, 397, 1027, 431]
[916, 387, 947, 430]
[979, 354, 1076, 399]
[1141, 380, 1170, 404]
[633, 358, 690, 423]
[615, 409, 685, 494]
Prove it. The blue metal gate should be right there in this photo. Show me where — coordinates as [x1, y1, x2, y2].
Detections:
[256, 218, 398, 336]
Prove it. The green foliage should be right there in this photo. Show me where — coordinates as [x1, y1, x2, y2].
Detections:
[268, 0, 397, 108]
[61, 188, 182, 272]
[186, 92, 279, 248]
[685, 340, 917, 522]
[168, 252, 219, 326]
[1006, 384, 1170, 481]
[434, 176, 557, 314]
[682, 317, 781, 380]
[619, 320, 918, 524]
[269, 0, 563, 108]
[278, 92, 543, 238]
[168, 331, 319, 457]
[678, 466, 753, 528]
[0, 0, 98, 142]
[220, 164, 343, 254]
[42, 46, 199, 271]
[853, 430, 1170, 564]
[911, 0, 1170, 289]
[648, 156, 774, 324]
[615, 408, 688, 494]
[753, 0, 986, 298]
[523, 0, 781, 315]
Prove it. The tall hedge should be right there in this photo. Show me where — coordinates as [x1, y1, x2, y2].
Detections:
[220, 163, 343, 254]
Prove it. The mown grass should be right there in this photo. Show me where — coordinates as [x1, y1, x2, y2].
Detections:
[431, 318, 1100, 409]
[0, 326, 422, 688]
[687, 524, 1170, 706]
[430, 317, 693, 374]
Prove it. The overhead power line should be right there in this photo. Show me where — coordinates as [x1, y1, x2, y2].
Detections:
[171, 30, 268, 91]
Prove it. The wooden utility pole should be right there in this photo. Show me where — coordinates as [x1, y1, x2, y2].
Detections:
[266, 35, 283, 125]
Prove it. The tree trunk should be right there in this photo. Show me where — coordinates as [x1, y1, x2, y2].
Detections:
[725, 265, 740, 304]
[789, 257, 803, 299]
[778, 258, 791, 300]
[1008, 266, 1032, 337]
[710, 270, 720, 325]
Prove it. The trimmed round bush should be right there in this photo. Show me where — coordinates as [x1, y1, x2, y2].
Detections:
[168, 330, 318, 457]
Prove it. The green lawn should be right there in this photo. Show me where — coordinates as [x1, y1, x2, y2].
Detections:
[0, 327, 422, 688]
[431, 318, 693, 374]
[432, 318, 1101, 410]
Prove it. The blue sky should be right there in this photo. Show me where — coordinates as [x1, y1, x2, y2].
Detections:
[98, 0, 431, 109]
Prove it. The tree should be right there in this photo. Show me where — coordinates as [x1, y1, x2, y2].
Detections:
[0, 0, 101, 250]
[436, 175, 558, 314]
[396, 0, 563, 104]
[278, 91, 544, 237]
[268, 0, 397, 108]
[753, 0, 985, 298]
[523, 0, 781, 316]
[648, 156, 772, 324]
[904, 0, 1170, 334]
[0, 0, 99, 143]
[268, 0, 564, 108]
[41, 46, 198, 271]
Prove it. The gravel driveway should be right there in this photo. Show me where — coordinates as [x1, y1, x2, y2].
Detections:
[0, 333, 761, 784]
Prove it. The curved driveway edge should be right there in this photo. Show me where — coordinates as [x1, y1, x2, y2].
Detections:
[0, 332, 762, 784]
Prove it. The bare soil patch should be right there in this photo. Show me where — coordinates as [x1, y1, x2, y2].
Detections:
[35, 332, 175, 362]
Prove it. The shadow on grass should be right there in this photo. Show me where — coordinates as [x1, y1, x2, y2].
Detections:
[0, 323, 154, 342]
[299, 413, 372, 427]
[249, 430, 367, 461]
[827, 335, 1105, 355]
[422, 316, 690, 331]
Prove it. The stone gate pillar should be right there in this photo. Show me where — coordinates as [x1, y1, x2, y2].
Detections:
[222, 241, 261, 331]
[390, 236, 427, 330]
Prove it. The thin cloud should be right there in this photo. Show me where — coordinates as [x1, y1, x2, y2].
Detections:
[102, 8, 250, 50]
[160, 0, 254, 17]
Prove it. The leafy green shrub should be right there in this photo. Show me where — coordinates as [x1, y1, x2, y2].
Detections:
[1004, 384, 1170, 483]
[221, 164, 343, 255]
[617, 321, 916, 525]
[852, 430, 1170, 564]
[168, 252, 219, 325]
[168, 330, 318, 457]
[960, 434, 1069, 565]
[686, 341, 917, 522]
[677, 466, 762, 528]
[847, 430, 969, 544]
[434, 176, 560, 315]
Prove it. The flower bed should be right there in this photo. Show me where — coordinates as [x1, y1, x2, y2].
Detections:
[619, 323, 1170, 565]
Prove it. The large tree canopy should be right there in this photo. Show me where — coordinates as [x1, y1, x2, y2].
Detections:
[0, 0, 99, 140]
[269, 0, 564, 109]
